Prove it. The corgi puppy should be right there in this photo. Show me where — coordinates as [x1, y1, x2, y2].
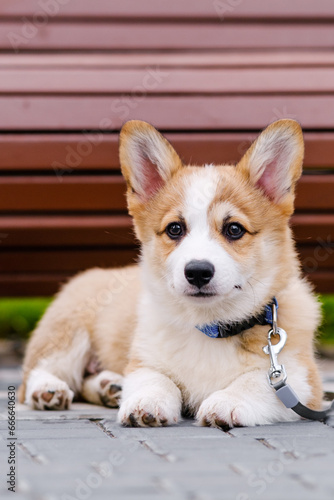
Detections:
[19, 119, 323, 428]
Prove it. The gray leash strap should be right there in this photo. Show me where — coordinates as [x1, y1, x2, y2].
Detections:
[263, 304, 334, 422]
[274, 380, 334, 421]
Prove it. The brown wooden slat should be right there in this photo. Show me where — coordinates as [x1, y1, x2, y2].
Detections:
[304, 272, 334, 294]
[3, 68, 334, 94]
[2, 52, 334, 69]
[1, 96, 334, 131]
[1, 0, 334, 19]
[0, 134, 121, 170]
[295, 176, 334, 211]
[0, 176, 126, 212]
[0, 215, 134, 247]
[1, 133, 334, 170]
[1, 175, 333, 212]
[0, 249, 138, 273]
[0, 271, 332, 297]
[303, 134, 334, 169]
[0, 273, 69, 297]
[2, 23, 334, 51]
[291, 215, 334, 243]
[299, 247, 334, 270]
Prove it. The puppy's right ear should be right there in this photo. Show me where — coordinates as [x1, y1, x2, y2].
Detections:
[119, 120, 182, 202]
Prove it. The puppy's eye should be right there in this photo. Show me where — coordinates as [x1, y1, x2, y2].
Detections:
[224, 222, 245, 240]
[166, 222, 184, 240]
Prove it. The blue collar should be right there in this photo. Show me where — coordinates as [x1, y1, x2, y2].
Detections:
[196, 298, 278, 339]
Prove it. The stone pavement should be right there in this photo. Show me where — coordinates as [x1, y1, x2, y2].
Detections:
[0, 363, 334, 500]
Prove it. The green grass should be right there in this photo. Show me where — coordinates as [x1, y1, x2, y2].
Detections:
[319, 295, 334, 345]
[0, 298, 52, 340]
[0, 295, 333, 344]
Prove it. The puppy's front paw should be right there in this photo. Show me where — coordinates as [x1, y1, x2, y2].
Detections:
[118, 396, 180, 427]
[196, 391, 254, 430]
[30, 383, 74, 411]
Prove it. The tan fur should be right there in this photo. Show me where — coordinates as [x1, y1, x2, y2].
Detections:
[20, 119, 323, 424]
[19, 266, 140, 402]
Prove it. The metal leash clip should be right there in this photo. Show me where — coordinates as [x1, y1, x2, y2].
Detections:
[263, 300, 334, 420]
[262, 302, 288, 389]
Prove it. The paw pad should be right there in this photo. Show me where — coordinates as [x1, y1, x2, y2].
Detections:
[121, 407, 172, 427]
[99, 381, 122, 408]
[31, 388, 73, 410]
[41, 391, 54, 403]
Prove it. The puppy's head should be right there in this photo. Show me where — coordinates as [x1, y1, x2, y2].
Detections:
[119, 120, 303, 324]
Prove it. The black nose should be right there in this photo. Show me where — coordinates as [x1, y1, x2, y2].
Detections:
[184, 260, 215, 289]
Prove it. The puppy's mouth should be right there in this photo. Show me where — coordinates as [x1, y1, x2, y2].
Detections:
[187, 291, 217, 298]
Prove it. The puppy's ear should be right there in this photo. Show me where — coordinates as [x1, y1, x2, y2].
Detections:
[237, 119, 304, 210]
[119, 120, 182, 201]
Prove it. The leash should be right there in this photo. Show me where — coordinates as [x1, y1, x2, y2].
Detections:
[263, 301, 334, 421]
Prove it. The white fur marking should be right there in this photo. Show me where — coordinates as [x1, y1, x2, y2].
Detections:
[25, 329, 91, 410]
[118, 368, 182, 427]
[25, 369, 74, 410]
[167, 170, 242, 301]
[197, 355, 311, 427]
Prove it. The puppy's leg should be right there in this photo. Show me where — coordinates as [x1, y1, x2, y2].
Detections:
[25, 369, 74, 410]
[196, 364, 313, 428]
[24, 329, 91, 410]
[118, 367, 182, 427]
[81, 370, 123, 408]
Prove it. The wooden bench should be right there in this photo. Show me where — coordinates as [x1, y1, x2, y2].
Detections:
[1, 0, 334, 296]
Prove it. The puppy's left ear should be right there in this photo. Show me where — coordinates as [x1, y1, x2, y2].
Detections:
[237, 119, 304, 211]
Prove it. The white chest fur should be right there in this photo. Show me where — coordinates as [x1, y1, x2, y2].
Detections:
[132, 296, 264, 409]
